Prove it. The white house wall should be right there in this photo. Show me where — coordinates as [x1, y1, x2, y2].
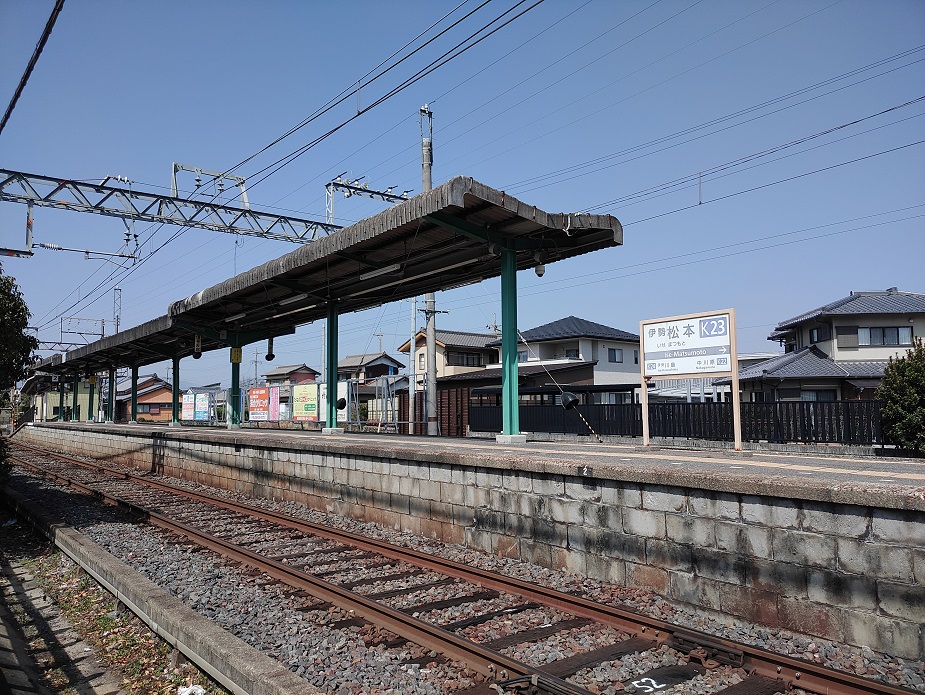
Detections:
[799, 315, 922, 362]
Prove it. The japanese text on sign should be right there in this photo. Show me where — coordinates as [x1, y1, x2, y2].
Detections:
[642, 312, 733, 378]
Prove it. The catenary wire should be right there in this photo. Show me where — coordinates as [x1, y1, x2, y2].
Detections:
[0, 0, 66, 138]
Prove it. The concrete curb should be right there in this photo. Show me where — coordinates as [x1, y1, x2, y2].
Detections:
[0, 485, 320, 695]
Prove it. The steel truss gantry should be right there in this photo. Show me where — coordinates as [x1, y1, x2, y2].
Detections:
[0, 168, 340, 244]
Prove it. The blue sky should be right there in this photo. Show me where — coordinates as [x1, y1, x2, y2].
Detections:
[2, 0, 923, 387]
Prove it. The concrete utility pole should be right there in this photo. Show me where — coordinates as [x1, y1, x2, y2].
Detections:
[421, 105, 438, 436]
[409, 296, 416, 432]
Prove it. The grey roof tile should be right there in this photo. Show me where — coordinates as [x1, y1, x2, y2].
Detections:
[717, 347, 888, 383]
[487, 316, 638, 346]
[774, 288, 925, 330]
[262, 363, 319, 378]
[338, 352, 405, 369]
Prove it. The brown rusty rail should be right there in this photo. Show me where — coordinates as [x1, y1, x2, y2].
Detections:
[8, 441, 917, 695]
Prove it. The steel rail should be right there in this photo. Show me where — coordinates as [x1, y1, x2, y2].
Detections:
[10, 442, 918, 695]
[9, 450, 593, 694]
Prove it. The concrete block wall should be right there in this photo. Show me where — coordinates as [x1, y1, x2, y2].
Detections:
[17, 424, 924, 659]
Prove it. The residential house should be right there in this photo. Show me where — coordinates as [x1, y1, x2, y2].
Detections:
[649, 352, 781, 403]
[397, 329, 498, 392]
[260, 363, 319, 418]
[114, 373, 174, 422]
[262, 363, 319, 388]
[485, 316, 641, 403]
[729, 288, 924, 401]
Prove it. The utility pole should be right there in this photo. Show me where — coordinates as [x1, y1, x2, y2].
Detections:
[408, 296, 416, 433]
[374, 332, 384, 353]
[252, 348, 260, 387]
[421, 104, 438, 436]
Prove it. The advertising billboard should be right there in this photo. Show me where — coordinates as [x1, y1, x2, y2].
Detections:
[248, 387, 270, 421]
[193, 393, 210, 421]
[181, 393, 194, 421]
[292, 383, 318, 421]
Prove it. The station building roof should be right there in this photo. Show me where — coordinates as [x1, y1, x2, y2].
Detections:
[33, 177, 621, 377]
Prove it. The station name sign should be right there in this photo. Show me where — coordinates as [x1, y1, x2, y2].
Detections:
[641, 311, 734, 378]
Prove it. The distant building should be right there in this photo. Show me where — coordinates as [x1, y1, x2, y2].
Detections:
[397, 329, 499, 392]
[114, 373, 174, 422]
[721, 288, 925, 401]
[337, 352, 404, 383]
[650, 353, 780, 403]
[262, 363, 319, 388]
[420, 316, 641, 406]
[485, 316, 641, 402]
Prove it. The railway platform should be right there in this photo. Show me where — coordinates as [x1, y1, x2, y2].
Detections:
[12, 422, 925, 661]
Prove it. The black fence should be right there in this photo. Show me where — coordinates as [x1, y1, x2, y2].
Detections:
[469, 400, 888, 446]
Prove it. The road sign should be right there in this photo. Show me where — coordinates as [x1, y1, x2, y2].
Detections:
[642, 312, 733, 378]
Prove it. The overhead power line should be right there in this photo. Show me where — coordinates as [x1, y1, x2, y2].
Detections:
[220, 0, 486, 179]
[242, 0, 546, 191]
[0, 0, 66, 138]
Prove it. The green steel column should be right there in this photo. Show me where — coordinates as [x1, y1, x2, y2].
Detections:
[130, 365, 138, 423]
[87, 380, 95, 422]
[326, 303, 339, 428]
[500, 247, 519, 435]
[72, 373, 80, 421]
[107, 367, 116, 422]
[230, 348, 241, 427]
[171, 356, 180, 425]
[57, 380, 65, 421]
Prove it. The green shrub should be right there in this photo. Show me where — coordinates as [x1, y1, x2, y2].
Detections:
[877, 337, 925, 452]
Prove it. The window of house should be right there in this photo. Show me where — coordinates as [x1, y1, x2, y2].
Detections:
[565, 348, 579, 359]
[809, 325, 831, 343]
[447, 351, 484, 367]
[752, 392, 766, 402]
[836, 326, 859, 348]
[858, 326, 912, 346]
[517, 351, 528, 362]
[608, 348, 623, 363]
[634, 349, 639, 364]
[137, 404, 151, 413]
[800, 390, 837, 402]
[418, 353, 425, 371]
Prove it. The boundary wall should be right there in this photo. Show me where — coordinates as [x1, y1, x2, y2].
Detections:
[16, 423, 925, 660]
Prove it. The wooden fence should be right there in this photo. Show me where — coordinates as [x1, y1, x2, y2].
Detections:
[468, 399, 889, 446]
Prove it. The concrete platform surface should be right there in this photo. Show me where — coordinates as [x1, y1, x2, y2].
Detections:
[23, 422, 925, 512]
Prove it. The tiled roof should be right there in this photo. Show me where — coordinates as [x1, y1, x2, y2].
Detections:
[338, 352, 405, 369]
[263, 363, 319, 378]
[487, 316, 638, 346]
[398, 329, 498, 352]
[435, 329, 497, 349]
[773, 288, 925, 331]
[715, 347, 887, 383]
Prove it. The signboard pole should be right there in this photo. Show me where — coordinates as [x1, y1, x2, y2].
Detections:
[641, 308, 741, 449]
[729, 309, 742, 450]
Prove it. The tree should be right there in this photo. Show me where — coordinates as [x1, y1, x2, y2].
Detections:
[0, 262, 39, 391]
[877, 337, 925, 453]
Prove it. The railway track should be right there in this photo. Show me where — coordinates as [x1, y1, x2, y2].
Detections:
[5, 441, 917, 695]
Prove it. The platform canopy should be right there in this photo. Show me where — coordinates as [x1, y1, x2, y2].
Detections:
[34, 177, 621, 376]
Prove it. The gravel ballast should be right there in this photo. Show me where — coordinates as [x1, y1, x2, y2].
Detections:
[5, 452, 924, 694]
